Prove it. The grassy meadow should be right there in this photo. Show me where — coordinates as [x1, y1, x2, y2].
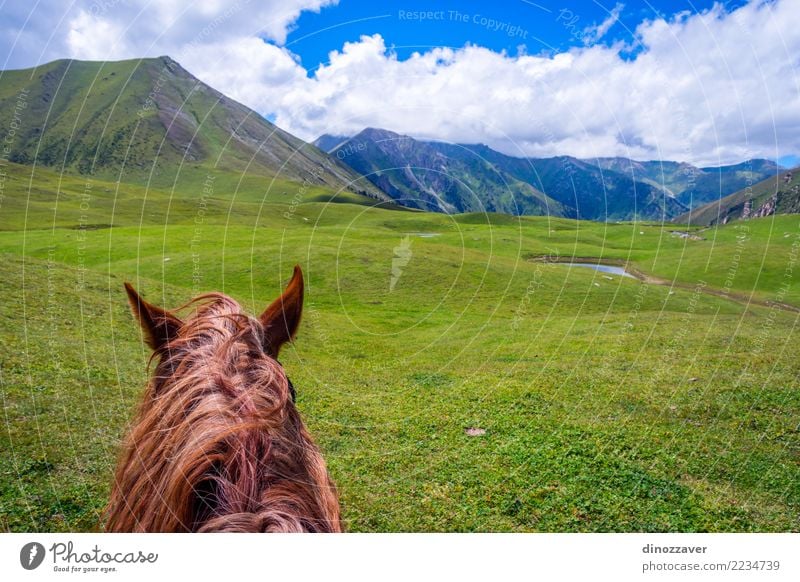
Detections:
[1, 162, 798, 531]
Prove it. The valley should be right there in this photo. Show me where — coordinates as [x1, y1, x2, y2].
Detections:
[0, 56, 798, 533]
[1, 160, 798, 532]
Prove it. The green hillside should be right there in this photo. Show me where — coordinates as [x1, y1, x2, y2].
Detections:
[0, 57, 387, 199]
[676, 167, 800, 226]
[1, 161, 798, 532]
[440, 145, 689, 221]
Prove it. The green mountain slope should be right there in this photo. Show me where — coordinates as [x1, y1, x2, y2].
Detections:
[675, 167, 800, 225]
[319, 133, 691, 221]
[0, 57, 387, 199]
[450, 145, 688, 221]
[594, 157, 780, 209]
[319, 129, 780, 221]
[323, 128, 571, 217]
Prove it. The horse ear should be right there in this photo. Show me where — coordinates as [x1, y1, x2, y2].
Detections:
[124, 282, 183, 351]
[260, 265, 304, 357]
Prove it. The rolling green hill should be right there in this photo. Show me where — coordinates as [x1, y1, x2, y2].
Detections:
[0, 57, 388, 199]
[675, 167, 800, 226]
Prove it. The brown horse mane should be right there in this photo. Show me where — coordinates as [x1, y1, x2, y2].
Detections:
[105, 268, 341, 532]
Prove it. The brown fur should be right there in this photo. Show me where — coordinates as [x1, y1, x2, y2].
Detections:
[105, 267, 342, 532]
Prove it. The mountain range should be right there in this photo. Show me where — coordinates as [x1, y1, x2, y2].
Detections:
[322, 128, 569, 216]
[316, 129, 782, 221]
[593, 157, 782, 210]
[0, 56, 788, 223]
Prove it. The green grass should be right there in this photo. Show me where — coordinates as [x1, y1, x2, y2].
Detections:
[1, 162, 799, 532]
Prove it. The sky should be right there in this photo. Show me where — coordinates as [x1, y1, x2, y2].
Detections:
[1, 0, 798, 166]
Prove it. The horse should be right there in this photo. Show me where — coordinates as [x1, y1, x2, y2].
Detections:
[105, 265, 342, 532]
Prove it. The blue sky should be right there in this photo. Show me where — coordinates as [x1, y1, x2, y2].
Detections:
[1, 0, 797, 166]
[286, 0, 748, 71]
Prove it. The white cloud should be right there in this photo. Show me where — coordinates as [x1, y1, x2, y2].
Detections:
[583, 2, 625, 45]
[0, 0, 337, 67]
[239, 0, 798, 166]
[1, 0, 798, 165]
[179, 37, 307, 112]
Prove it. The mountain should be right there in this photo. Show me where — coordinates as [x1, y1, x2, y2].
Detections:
[2, 57, 781, 222]
[319, 128, 783, 221]
[312, 134, 351, 153]
[0, 57, 387, 199]
[323, 128, 571, 216]
[594, 157, 781, 209]
[439, 145, 688, 221]
[675, 167, 800, 225]
[319, 133, 688, 220]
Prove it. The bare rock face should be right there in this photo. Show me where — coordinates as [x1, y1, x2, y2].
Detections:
[753, 195, 778, 219]
[742, 199, 752, 220]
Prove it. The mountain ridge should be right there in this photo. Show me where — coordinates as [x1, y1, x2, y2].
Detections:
[320, 128, 572, 217]
[0, 56, 388, 200]
[316, 130, 781, 221]
[593, 157, 782, 209]
[0, 55, 784, 222]
[675, 167, 800, 225]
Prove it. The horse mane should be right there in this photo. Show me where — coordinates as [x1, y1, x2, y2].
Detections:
[105, 291, 341, 532]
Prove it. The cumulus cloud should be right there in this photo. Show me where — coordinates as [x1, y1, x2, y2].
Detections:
[0, 0, 336, 67]
[1, 0, 798, 165]
[194, 0, 800, 165]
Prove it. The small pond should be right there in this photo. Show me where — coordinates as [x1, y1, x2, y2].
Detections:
[561, 262, 637, 279]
